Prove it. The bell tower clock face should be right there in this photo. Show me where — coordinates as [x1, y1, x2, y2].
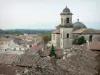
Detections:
[66, 18, 69, 23]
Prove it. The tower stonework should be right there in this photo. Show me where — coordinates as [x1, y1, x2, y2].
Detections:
[60, 6, 73, 49]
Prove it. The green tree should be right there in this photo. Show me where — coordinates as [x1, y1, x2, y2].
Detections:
[78, 36, 86, 45]
[41, 33, 51, 44]
[49, 45, 56, 57]
[40, 33, 51, 49]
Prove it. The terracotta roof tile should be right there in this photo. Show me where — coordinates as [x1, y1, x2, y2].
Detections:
[32, 46, 41, 50]
[0, 54, 20, 64]
[14, 54, 40, 67]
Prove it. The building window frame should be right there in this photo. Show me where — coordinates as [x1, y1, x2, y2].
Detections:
[66, 18, 69, 23]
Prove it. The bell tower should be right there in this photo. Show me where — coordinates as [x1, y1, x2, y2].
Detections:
[60, 6, 73, 49]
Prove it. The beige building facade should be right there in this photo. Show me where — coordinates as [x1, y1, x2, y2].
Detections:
[51, 6, 100, 49]
[52, 6, 73, 49]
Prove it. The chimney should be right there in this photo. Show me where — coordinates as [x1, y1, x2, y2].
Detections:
[63, 49, 66, 59]
[50, 56, 57, 67]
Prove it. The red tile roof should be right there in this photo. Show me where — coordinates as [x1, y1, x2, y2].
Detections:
[32, 45, 41, 50]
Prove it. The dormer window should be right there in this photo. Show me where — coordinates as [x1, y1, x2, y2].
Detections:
[66, 18, 69, 23]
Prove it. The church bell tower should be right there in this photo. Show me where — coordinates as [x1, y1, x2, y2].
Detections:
[60, 6, 73, 49]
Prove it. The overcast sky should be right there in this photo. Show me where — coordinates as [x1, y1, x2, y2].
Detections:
[0, 0, 100, 30]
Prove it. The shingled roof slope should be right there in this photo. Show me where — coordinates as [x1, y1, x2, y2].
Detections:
[0, 64, 23, 75]
[73, 28, 100, 34]
[57, 47, 98, 75]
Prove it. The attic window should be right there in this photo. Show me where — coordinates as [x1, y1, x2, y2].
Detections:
[67, 33, 69, 38]
[66, 18, 69, 23]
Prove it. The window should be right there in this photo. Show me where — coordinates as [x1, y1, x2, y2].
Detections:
[67, 34, 69, 38]
[89, 35, 92, 41]
[66, 18, 69, 23]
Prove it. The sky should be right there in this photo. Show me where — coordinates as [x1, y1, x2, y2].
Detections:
[0, 0, 100, 30]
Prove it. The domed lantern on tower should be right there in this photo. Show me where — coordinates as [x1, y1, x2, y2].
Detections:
[60, 6, 73, 15]
[60, 6, 73, 27]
